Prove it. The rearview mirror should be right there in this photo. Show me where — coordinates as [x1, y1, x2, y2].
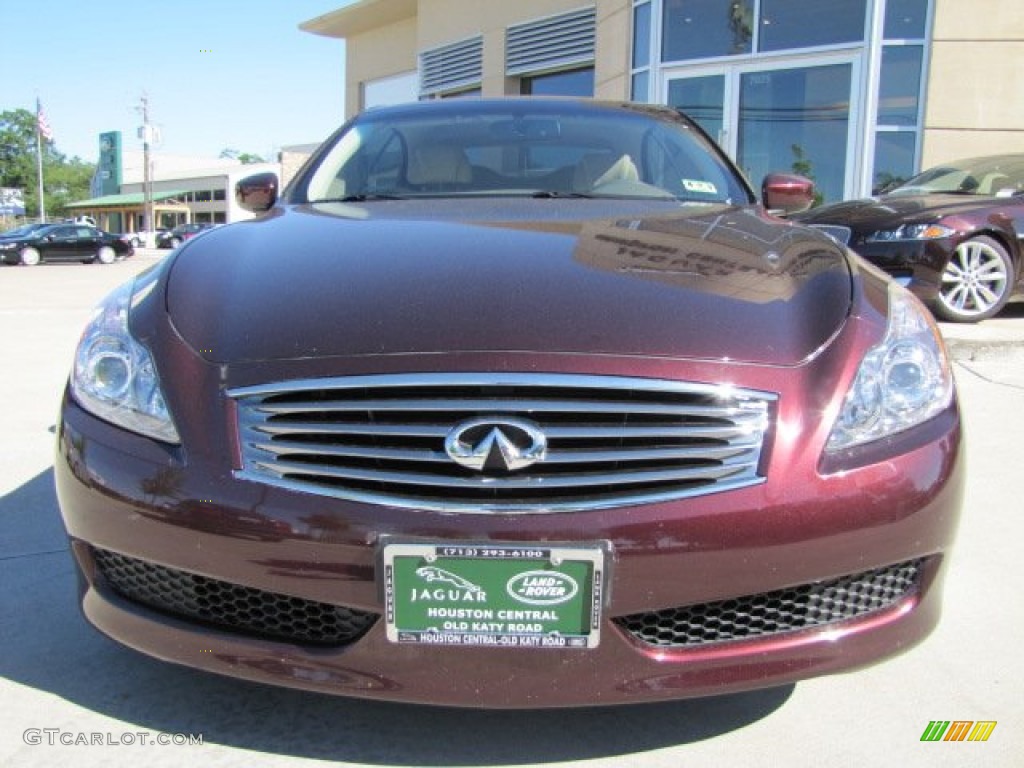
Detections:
[236, 172, 279, 213]
[762, 173, 815, 214]
[489, 118, 562, 141]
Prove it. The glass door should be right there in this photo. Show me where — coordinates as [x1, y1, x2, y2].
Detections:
[665, 55, 861, 203]
[667, 73, 728, 146]
[737, 61, 855, 204]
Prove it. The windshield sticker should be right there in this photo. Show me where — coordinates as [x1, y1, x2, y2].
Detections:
[682, 179, 718, 195]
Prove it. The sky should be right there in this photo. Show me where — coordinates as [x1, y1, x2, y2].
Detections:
[3, 0, 355, 164]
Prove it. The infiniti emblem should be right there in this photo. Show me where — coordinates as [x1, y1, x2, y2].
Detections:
[444, 417, 548, 473]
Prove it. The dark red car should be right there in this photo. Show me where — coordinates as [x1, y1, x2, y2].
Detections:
[56, 99, 962, 708]
[155, 222, 214, 249]
[795, 154, 1024, 322]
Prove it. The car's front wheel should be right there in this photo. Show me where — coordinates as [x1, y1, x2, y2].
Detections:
[170, 237, 182, 248]
[96, 245, 117, 265]
[19, 246, 41, 266]
[932, 235, 1015, 323]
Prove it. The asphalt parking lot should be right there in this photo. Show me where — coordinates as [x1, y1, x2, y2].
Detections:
[0, 253, 1021, 767]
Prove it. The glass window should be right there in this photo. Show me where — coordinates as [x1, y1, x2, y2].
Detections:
[759, 0, 867, 52]
[631, 71, 650, 103]
[878, 46, 923, 126]
[364, 71, 419, 110]
[440, 88, 482, 99]
[738, 64, 852, 204]
[520, 68, 594, 97]
[633, 2, 651, 68]
[668, 75, 725, 142]
[885, 0, 928, 39]
[214, 189, 226, 201]
[872, 132, 916, 194]
[662, 0, 753, 62]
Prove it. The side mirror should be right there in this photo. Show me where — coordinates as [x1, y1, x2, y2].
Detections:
[762, 173, 815, 214]
[236, 172, 279, 213]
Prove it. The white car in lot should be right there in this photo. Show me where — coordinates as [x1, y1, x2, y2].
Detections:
[126, 230, 162, 248]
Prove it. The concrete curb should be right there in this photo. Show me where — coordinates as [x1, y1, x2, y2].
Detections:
[944, 338, 1024, 362]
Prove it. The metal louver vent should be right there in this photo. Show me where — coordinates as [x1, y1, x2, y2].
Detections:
[506, 6, 596, 77]
[420, 36, 483, 96]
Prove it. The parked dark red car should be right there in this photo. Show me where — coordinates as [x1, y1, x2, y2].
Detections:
[795, 153, 1024, 322]
[155, 222, 214, 249]
[56, 99, 962, 708]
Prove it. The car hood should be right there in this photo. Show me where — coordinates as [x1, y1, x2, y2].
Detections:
[164, 201, 852, 367]
[794, 193, 999, 231]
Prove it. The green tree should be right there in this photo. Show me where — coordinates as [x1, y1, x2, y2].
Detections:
[0, 108, 95, 220]
[220, 148, 265, 164]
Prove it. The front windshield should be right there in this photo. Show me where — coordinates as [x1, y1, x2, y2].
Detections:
[299, 102, 751, 205]
[889, 155, 1024, 197]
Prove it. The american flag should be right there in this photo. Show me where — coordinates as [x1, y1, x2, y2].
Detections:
[36, 99, 53, 142]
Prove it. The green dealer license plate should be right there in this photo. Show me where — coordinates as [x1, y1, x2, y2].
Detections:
[383, 542, 606, 649]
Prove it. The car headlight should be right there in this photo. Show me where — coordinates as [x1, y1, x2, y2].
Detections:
[866, 223, 954, 242]
[70, 277, 180, 443]
[826, 282, 953, 452]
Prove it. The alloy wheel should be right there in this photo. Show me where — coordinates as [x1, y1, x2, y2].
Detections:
[936, 237, 1013, 322]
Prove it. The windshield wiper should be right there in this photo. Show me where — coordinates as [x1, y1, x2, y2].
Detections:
[311, 193, 407, 203]
[530, 190, 596, 199]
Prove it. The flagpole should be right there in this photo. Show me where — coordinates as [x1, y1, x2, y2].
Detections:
[35, 98, 46, 223]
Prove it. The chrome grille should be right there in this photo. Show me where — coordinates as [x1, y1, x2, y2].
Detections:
[230, 373, 775, 513]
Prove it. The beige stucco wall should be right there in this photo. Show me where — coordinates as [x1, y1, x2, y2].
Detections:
[593, 0, 631, 100]
[921, 0, 1024, 165]
[339, 1, 632, 115]
[344, 17, 418, 117]
[331, 0, 1024, 167]
[418, 0, 631, 99]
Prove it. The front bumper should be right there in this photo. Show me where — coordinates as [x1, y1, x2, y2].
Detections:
[849, 238, 955, 302]
[56, 353, 964, 707]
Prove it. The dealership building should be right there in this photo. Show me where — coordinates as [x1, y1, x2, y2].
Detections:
[300, 0, 1023, 204]
[65, 132, 281, 237]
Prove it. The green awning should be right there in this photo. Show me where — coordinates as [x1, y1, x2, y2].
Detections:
[65, 190, 190, 209]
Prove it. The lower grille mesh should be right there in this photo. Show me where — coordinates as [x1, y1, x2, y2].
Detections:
[615, 559, 923, 647]
[93, 549, 378, 646]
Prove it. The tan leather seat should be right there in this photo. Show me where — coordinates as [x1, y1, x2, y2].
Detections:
[407, 145, 473, 187]
[572, 153, 640, 192]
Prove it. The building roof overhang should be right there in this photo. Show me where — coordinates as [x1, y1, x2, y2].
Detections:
[299, 0, 417, 39]
[65, 190, 190, 209]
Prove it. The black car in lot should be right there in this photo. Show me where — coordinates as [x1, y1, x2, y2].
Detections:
[156, 223, 213, 249]
[0, 223, 133, 266]
[0, 222, 51, 241]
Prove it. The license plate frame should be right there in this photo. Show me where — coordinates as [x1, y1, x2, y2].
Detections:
[382, 541, 607, 649]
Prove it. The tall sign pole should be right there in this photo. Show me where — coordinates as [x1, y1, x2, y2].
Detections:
[35, 98, 48, 222]
[140, 94, 153, 232]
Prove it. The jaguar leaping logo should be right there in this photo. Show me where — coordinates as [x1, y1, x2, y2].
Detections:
[444, 417, 548, 473]
[415, 566, 483, 593]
